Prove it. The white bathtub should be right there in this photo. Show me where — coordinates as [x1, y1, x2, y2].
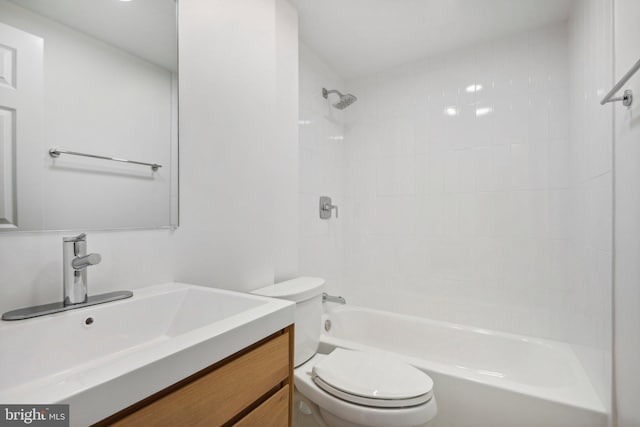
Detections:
[318, 305, 607, 427]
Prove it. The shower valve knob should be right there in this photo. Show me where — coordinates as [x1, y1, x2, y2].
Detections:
[320, 196, 338, 219]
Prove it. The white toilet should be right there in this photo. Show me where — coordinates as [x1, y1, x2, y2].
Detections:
[252, 277, 437, 427]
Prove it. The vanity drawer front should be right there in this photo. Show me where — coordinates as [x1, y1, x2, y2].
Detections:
[110, 331, 290, 427]
[233, 384, 289, 427]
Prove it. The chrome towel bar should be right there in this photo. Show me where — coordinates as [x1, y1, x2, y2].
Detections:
[600, 57, 640, 107]
[49, 148, 162, 171]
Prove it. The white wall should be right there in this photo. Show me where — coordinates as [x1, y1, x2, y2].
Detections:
[173, 0, 299, 291]
[567, 0, 614, 415]
[0, 0, 299, 314]
[274, 0, 300, 282]
[0, 229, 175, 315]
[0, 0, 174, 230]
[613, 0, 640, 425]
[297, 43, 346, 292]
[339, 24, 574, 340]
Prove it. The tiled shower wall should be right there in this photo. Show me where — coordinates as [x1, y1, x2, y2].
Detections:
[614, 0, 640, 423]
[341, 23, 572, 339]
[297, 44, 346, 288]
[568, 0, 613, 413]
[298, 14, 612, 410]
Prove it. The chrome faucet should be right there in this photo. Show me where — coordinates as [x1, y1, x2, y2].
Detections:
[1, 233, 133, 321]
[63, 233, 101, 305]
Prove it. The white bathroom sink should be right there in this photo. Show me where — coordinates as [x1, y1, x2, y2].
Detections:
[0, 282, 294, 427]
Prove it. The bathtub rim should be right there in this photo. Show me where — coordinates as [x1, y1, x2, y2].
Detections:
[319, 304, 607, 416]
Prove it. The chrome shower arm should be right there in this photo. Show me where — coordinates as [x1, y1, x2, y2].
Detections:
[322, 88, 343, 99]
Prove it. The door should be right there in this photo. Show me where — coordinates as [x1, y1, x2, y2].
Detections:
[0, 21, 43, 229]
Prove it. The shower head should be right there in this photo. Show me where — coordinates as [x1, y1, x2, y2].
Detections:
[322, 87, 357, 110]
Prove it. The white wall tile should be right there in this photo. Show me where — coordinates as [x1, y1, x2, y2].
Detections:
[300, 16, 611, 416]
[568, 0, 613, 414]
[549, 139, 571, 188]
[338, 22, 574, 343]
[298, 43, 346, 292]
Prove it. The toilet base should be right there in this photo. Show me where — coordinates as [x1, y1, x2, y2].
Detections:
[319, 407, 434, 427]
[294, 390, 328, 427]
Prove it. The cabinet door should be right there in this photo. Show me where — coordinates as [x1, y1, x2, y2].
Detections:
[111, 332, 290, 427]
[233, 385, 289, 427]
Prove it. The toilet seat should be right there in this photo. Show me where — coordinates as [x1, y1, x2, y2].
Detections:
[311, 348, 433, 408]
[295, 351, 437, 427]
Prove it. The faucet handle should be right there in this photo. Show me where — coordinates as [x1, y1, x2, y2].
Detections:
[72, 253, 102, 270]
[319, 196, 339, 219]
[63, 233, 87, 243]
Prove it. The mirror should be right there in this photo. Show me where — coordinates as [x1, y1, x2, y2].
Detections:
[0, 0, 178, 231]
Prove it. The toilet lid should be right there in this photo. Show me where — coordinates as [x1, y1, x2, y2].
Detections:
[311, 349, 433, 408]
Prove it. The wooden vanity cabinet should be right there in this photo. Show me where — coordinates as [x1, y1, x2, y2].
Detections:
[95, 325, 294, 427]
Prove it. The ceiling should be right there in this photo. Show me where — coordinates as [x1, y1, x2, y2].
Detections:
[9, 0, 177, 71]
[295, 0, 574, 79]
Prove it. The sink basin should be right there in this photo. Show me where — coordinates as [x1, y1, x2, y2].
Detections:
[0, 282, 294, 426]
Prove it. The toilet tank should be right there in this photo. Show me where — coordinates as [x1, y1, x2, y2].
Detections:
[252, 277, 325, 367]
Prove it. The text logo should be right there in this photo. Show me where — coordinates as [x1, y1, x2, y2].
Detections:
[0, 405, 69, 427]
